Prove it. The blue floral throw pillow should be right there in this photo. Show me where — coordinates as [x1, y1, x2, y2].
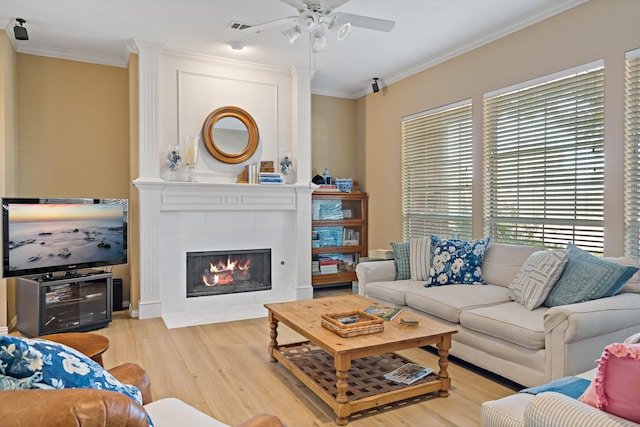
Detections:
[426, 236, 490, 286]
[0, 335, 143, 403]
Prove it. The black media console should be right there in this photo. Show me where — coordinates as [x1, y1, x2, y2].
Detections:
[16, 270, 113, 336]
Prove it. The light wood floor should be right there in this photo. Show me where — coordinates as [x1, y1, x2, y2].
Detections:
[97, 288, 519, 427]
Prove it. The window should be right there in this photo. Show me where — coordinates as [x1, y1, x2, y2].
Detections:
[483, 63, 605, 253]
[624, 50, 640, 257]
[401, 101, 473, 241]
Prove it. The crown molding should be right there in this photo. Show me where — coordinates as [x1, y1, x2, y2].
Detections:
[353, 0, 590, 100]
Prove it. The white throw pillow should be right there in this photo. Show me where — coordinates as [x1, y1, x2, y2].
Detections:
[410, 237, 431, 281]
[508, 249, 567, 310]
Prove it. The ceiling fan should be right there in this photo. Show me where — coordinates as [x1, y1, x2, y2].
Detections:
[241, 0, 395, 51]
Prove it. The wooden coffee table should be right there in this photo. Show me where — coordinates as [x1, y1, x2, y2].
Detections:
[264, 294, 458, 425]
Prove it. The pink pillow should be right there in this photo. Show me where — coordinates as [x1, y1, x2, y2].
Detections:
[579, 343, 640, 423]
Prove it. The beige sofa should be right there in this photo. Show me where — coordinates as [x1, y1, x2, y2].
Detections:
[355, 243, 640, 387]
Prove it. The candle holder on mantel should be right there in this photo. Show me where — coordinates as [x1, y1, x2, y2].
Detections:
[185, 135, 200, 182]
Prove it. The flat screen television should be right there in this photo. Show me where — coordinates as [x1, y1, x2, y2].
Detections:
[2, 198, 128, 278]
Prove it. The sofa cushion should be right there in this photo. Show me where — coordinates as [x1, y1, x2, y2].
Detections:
[390, 241, 411, 280]
[579, 342, 640, 423]
[410, 237, 430, 281]
[364, 280, 424, 306]
[544, 243, 639, 307]
[460, 302, 546, 350]
[482, 243, 545, 288]
[0, 335, 144, 405]
[426, 236, 490, 286]
[406, 284, 510, 324]
[508, 250, 568, 310]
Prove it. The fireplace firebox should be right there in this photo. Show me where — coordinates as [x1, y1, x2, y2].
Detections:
[186, 249, 272, 298]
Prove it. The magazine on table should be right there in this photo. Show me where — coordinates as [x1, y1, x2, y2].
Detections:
[384, 363, 434, 385]
[363, 304, 402, 321]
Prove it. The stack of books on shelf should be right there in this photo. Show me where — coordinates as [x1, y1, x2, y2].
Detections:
[312, 199, 344, 220]
[319, 258, 341, 273]
[259, 172, 283, 184]
[314, 184, 341, 193]
[314, 226, 344, 247]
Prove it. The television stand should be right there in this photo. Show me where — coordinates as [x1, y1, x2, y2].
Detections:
[17, 271, 113, 336]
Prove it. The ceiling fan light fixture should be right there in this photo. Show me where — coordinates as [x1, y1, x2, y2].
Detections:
[335, 22, 351, 41]
[313, 33, 328, 52]
[282, 26, 302, 44]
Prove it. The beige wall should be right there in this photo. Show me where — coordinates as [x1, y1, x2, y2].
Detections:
[360, 0, 640, 254]
[0, 32, 18, 329]
[311, 95, 359, 183]
[8, 54, 132, 319]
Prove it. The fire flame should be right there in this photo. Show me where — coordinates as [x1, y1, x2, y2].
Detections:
[202, 256, 251, 286]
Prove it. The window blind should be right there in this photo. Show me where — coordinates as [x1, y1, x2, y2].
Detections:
[483, 66, 605, 253]
[624, 52, 640, 257]
[401, 101, 473, 241]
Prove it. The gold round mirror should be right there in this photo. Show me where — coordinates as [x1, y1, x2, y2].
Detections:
[202, 106, 259, 164]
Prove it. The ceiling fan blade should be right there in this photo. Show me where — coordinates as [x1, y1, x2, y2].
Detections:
[240, 16, 298, 33]
[280, 0, 308, 13]
[334, 12, 395, 32]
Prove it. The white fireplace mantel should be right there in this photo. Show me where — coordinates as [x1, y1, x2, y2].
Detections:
[133, 179, 314, 323]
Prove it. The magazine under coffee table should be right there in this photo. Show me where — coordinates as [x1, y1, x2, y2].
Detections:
[264, 295, 458, 425]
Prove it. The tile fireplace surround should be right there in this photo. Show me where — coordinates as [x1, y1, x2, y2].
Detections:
[134, 179, 314, 328]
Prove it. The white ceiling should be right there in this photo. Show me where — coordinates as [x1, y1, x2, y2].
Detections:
[0, 0, 587, 99]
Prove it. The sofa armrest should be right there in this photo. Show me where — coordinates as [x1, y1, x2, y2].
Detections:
[0, 389, 150, 427]
[524, 392, 639, 427]
[355, 260, 395, 296]
[544, 293, 640, 377]
[109, 362, 153, 404]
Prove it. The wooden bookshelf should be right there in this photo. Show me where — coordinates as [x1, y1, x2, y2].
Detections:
[312, 192, 367, 287]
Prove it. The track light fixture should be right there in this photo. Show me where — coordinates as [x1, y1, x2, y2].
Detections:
[14, 18, 28, 41]
[372, 78, 380, 93]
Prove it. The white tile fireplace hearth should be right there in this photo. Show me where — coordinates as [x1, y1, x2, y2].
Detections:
[134, 180, 314, 328]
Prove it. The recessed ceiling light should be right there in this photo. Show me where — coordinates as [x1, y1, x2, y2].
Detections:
[229, 41, 244, 51]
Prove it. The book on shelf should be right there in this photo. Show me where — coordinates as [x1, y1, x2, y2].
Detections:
[343, 228, 360, 246]
[319, 264, 339, 273]
[384, 363, 433, 385]
[314, 185, 340, 193]
[364, 304, 402, 321]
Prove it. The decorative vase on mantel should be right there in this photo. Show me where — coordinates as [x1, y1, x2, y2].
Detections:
[166, 145, 182, 181]
[280, 151, 294, 184]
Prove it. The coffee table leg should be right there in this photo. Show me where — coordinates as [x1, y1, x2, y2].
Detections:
[334, 356, 352, 426]
[268, 312, 279, 363]
[436, 335, 452, 397]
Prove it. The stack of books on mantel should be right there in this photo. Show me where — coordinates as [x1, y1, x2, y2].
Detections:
[259, 172, 283, 184]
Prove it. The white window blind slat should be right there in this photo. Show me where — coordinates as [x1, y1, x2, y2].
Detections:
[401, 102, 473, 240]
[624, 54, 640, 257]
[484, 66, 605, 253]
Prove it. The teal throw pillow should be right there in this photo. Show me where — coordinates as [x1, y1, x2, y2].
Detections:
[390, 241, 411, 280]
[426, 236, 490, 286]
[543, 243, 639, 307]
